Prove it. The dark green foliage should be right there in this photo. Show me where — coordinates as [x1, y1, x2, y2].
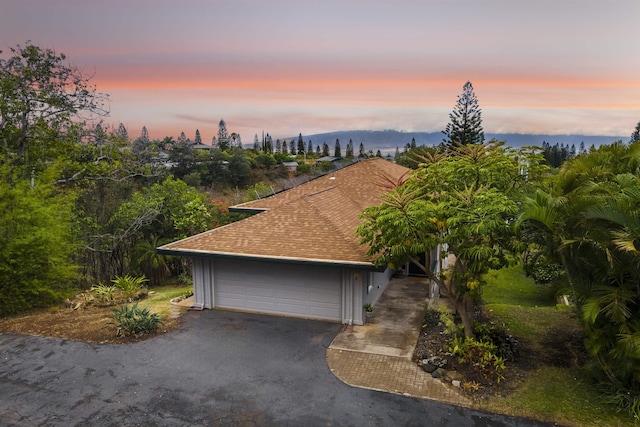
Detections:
[334, 139, 341, 158]
[518, 141, 640, 418]
[0, 177, 78, 315]
[111, 302, 162, 336]
[523, 251, 564, 285]
[442, 81, 485, 148]
[473, 322, 519, 362]
[540, 141, 576, 167]
[629, 120, 640, 144]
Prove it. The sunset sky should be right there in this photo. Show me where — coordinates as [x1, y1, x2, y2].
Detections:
[1, 0, 639, 143]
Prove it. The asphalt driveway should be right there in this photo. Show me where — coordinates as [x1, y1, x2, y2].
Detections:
[0, 309, 551, 426]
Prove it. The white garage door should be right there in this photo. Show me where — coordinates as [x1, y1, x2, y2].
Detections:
[214, 261, 342, 322]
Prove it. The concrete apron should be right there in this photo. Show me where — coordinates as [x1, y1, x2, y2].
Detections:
[330, 277, 429, 358]
[326, 277, 472, 407]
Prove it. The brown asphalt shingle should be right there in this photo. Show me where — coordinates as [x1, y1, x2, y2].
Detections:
[160, 158, 409, 266]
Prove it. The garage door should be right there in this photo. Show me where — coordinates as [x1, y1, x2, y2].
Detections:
[214, 261, 342, 322]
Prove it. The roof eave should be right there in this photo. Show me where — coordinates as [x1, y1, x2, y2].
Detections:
[157, 247, 385, 272]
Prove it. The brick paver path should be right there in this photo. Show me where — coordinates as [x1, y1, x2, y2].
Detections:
[326, 348, 472, 407]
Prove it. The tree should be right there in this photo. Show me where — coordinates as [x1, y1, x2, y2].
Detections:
[297, 133, 305, 155]
[518, 142, 640, 417]
[359, 142, 366, 158]
[0, 174, 78, 315]
[177, 131, 187, 145]
[115, 123, 129, 141]
[253, 134, 260, 151]
[334, 139, 342, 158]
[358, 141, 544, 337]
[307, 140, 313, 155]
[0, 41, 108, 164]
[281, 140, 288, 154]
[194, 129, 202, 145]
[289, 140, 295, 155]
[346, 139, 354, 158]
[630, 120, 640, 143]
[322, 142, 330, 157]
[442, 81, 484, 148]
[410, 137, 417, 150]
[218, 119, 229, 151]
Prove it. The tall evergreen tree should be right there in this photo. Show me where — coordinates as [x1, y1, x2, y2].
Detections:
[410, 137, 416, 150]
[116, 123, 129, 141]
[308, 140, 313, 154]
[334, 139, 342, 158]
[218, 119, 229, 151]
[346, 139, 354, 158]
[289, 140, 295, 155]
[281, 140, 288, 154]
[630, 120, 640, 143]
[297, 133, 305, 154]
[253, 134, 260, 151]
[194, 129, 202, 145]
[359, 142, 366, 158]
[177, 131, 187, 145]
[442, 81, 485, 147]
[322, 142, 330, 157]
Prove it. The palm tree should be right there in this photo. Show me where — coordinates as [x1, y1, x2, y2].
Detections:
[133, 235, 172, 287]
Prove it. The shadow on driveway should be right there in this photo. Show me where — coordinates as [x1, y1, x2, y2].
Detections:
[0, 309, 552, 426]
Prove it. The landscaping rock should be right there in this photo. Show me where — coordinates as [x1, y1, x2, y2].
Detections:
[421, 363, 438, 373]
[431, 368, 447, 379]
[444, 370, 464, 382]
[451, 380, 461, 388]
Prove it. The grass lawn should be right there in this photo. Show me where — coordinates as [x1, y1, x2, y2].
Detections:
[137, 285, 193, 318]
[479, 266, 635, 427]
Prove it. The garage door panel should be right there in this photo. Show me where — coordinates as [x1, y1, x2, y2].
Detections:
[214, 261, 341, 322]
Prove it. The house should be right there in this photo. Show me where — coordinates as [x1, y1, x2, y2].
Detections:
[281, 161, 298, 172]
[157, 158, 411, 325]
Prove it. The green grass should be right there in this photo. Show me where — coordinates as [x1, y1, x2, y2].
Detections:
[483, 366, 632, 427]
[136, 285, 192, 318]
[478, 266, 637, 426]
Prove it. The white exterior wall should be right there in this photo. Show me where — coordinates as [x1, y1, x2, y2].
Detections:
[190, 257, 386, 325]
[361, 267, 393, 310]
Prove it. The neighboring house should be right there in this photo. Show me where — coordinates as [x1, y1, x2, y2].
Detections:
[281, 161, 298, 172]
[158, 158, 413, 325]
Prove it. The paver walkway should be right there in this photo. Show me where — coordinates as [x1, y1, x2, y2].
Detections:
[326, 278, 472, 407]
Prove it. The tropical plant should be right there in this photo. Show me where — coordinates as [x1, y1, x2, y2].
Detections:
[111, 303, 163, 337]
[133, 235, 172, 287]
[357, 140, 546, 337]
[517, 141, 640, 418]
[90, 283, 119, 303]
[112, 275, 148, 300]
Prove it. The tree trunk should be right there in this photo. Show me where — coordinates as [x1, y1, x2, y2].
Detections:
[458, 293, 475, 338]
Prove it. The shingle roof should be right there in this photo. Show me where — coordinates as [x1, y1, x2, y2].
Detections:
[158, 158, 409, 268]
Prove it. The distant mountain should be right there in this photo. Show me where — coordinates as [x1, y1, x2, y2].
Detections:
[286, 130, 626, 154]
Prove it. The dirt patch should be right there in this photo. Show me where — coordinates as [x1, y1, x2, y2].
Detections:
[0, 304, 182, 344]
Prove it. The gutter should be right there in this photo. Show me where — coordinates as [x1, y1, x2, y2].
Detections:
[157, 247, 386, 272]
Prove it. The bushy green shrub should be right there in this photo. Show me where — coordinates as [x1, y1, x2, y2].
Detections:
[112, 275, 148, 300]
[111, 303, 162, 337]
[91, 284, 118, 303]
[448, 336, 506, 383]
[523, 252, 564, 285]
